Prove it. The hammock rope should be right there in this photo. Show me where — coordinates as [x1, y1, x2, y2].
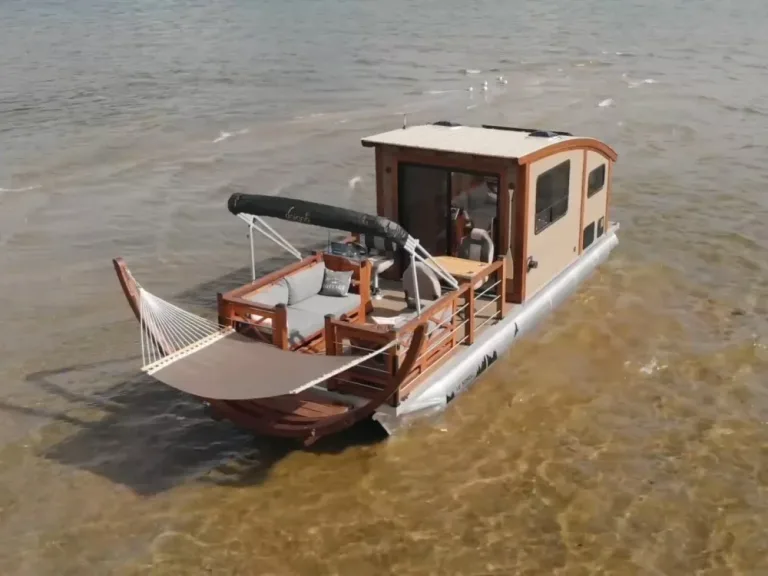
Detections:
[135, 285, 401, 385]
[138, 287, 232, 373]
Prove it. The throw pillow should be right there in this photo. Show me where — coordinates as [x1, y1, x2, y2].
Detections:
[320, 269, 353, 297]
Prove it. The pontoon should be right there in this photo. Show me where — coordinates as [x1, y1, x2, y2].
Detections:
[113, 121, 620, 444]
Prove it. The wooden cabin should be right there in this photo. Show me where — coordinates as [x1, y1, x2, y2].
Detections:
[361, 122, 618, 303]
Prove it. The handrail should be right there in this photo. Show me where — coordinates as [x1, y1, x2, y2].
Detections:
[319, 255, 507, 406]
[396, 283, 470, 335]
[218, 252, 374, 349]
[467, 257, 505, 285]
[222, 253, 323, 299]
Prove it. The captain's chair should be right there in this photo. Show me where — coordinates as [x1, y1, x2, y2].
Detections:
[458, 228, 494, 290]
[402, 261, 441, 309]
[459, 228, 494, 264]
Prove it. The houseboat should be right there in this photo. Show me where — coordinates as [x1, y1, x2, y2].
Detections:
[113, 121, 620, 444]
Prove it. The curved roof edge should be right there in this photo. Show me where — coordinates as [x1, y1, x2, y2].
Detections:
[361, 124, 618, 164]
[517, 138, 618, 165]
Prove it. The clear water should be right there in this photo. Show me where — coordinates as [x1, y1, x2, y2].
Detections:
[2, 0, 768, 573]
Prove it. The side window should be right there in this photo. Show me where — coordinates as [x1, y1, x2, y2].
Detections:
[587, 164, 606, 198]
[534, 160, 570, 234]
[582, 221, 595, 249]
[597, 216, 605, 238]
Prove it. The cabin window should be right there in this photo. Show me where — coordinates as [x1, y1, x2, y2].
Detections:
[597, 216, 605, 238]
[582, 221, 595, 249]
[535, 160, 570, 234]
[587, 164, 606, 197]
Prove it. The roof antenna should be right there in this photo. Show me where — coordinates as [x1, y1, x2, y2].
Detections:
[402, 113, 407, 129]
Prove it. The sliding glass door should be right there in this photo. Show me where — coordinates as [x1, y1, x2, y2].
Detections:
[397, 164, 451, 256]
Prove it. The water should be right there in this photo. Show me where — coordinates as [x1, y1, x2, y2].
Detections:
[2, 0, 768, 573]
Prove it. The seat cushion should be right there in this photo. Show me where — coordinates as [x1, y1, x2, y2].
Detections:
[290, 293, 361, 319]
[244, 293, 361, 347]
[244, 280, 289, 307]
[285, 308, 327, 346]
[285, 262, 326, 305]
[242, 308, 326, 346]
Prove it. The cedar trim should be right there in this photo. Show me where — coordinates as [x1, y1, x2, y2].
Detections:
[113, 257, 141, 321]
[498, 165, 511, 265]
[363, 139, 617, 165]
[375, 146, 385, 217]
[578, 150, 588, 255]
[222, 253, 323, 300]
[511, 163, 529, 303]
[518, 139, 618, 165]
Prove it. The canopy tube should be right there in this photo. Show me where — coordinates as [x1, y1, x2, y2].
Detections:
[228, 193, 410, 247]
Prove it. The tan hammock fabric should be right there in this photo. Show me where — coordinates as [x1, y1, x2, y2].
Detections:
[149, 332, 364, 400]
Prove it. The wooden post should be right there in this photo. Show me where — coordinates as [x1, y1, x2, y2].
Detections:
[578, 150, 588, 255]
[387, 329, 400, 406]
[216, 292, 229, 327]
[496, 256, 507, 319]
[358, 259, 372, 316]
[324, 315, 337, 356]
[273, 304, 289, 349]
[467, 284, 476, 345]
[324, 315, 338, 391]
[512, 162, 529, 303]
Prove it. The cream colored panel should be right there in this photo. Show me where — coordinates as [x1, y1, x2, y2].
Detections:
[582, 151, 609, 248]
[525, 150, 583, 298]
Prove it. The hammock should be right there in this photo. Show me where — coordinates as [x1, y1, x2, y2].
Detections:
[135, 286, 397, 400]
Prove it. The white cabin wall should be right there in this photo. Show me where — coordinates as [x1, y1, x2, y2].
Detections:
[524, 149, 583, 299]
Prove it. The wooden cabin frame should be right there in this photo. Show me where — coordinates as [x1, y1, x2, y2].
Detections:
[362, 123, 618, 304]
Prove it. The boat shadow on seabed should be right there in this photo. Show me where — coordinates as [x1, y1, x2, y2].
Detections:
[3, 247, 386, 497]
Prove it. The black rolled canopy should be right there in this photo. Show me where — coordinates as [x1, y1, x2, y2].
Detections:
[227, 193, 411, 247]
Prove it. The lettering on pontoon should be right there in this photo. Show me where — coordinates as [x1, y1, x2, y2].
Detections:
[447, 350, 500, 403]
[285, 206, 311, 224]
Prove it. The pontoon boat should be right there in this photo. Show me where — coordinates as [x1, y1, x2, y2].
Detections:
[113, 121, 620, 444]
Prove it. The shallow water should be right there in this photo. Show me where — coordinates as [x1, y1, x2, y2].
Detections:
[2, 0, 768, 573]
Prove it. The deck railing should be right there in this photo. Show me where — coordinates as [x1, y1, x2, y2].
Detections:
[217, 253, 506, 406]
[217, 252, 372, 350]
[325, 256, 507, 406]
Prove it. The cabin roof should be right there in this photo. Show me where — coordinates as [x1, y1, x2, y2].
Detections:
[361, 123, 617, 163]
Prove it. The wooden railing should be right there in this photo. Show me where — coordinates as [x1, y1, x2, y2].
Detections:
[218, 252, 507, 405]
[217, 252, 372, 350]
[325, 256, 507, 406]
